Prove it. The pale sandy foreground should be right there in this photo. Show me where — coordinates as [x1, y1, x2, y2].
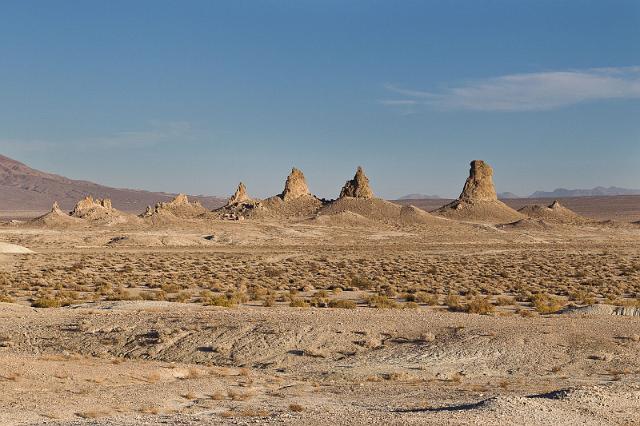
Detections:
[0, 302, 638, 425]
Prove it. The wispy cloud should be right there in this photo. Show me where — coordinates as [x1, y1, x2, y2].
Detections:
[85, 120, 193, 148]
[382, 67, 640, 112]
[0, 139, 57, 152]
[0, 120, 193, 152]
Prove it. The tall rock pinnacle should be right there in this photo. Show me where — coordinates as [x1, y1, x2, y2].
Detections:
[281, 168, 311, 201]
[228, 182, 251, 205]
[458, 160, 497, 201]
[340, 166, 374, 199]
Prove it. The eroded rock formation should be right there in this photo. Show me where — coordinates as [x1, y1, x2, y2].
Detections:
[340, 167, 374, 199]
[71, 196, 113, 218]
[228, 182, 252, 205]
[143, 194, 206, 218]
[459, 160, 497, 201]
[281, 168, 311, 201]
[50, 201, 66, 216]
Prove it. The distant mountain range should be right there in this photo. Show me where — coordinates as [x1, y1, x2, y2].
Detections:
[529, 187, 640, 198]
[397, 193, 442, 200]
[498, 192, 521, 199]
[400, 187, 640, 200]
[0, 154, 226, 212]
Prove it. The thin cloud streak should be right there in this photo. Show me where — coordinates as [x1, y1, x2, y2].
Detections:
[0, 121, 194, 152]
[88, 121, 193, 148]
[382, 67, 640, 112]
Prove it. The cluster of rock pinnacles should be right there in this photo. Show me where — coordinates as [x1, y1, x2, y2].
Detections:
[50, 160, 505, 220]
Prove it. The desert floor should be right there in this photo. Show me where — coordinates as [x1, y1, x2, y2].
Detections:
[0, 212, 639, 425]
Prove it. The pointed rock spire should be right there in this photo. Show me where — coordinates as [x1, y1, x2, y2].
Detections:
[459, 160, 497, 201]
[340, 166, 374, 199]
[281, 167, 311, 201]
[228, 182, 251, 205]
[51, 201, 65, 215]
[168, 194, 190, 206]
[549, 200, 562, 209]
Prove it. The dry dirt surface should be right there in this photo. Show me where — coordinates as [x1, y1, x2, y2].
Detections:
[0, 200, 639, 425]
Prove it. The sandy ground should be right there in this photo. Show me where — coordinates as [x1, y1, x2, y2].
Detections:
[0, 204, 639, 425]
[0, 303, 638, 425]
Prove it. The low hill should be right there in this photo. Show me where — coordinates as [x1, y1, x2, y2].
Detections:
[397, 193, 441, 200]
[498, 192, 521, 199]
[530, 186, 640, 198]
[0, 154, 225, 212]
[394, 195, 640, 223]
[517, 200, 588, 224]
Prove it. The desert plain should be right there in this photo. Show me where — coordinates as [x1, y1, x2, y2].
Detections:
[0, 163, 639, 425]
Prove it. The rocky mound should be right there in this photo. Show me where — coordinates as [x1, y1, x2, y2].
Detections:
[70, 196, 138, 225]
[142, 194, 207, 219]
[29, 202, 83, 228]
[217, 169, 324, 220]
[498, 218, 555, 231]
[518, 200, 588, 224]
[261, 167, 323, 217]
[213, 182, 261, 221]
[339, 166, 374, 199]
[318, 197, 400, 222]
[434, 160, 524, 224]
[257, 195, 324, 219]
[435, 199, 526, 224]
[398, 205, 443, 225]
[315, 168, 444, 226]
[71, 196, 115, 218]
[317, 198, 441, 227]
[310, 211, 376, 227]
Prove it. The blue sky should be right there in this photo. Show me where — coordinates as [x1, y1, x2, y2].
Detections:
[1, 0, 638, 199]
